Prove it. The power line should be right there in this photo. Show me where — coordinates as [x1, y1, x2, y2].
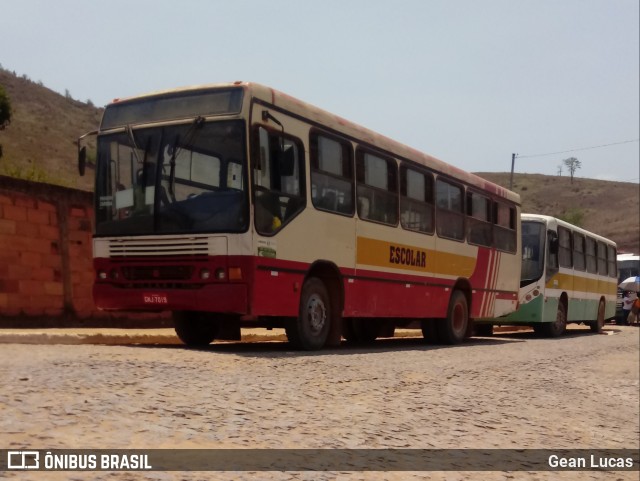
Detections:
[516, 138, 639, 159]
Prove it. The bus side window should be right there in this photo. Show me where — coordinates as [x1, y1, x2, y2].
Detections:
[466, 191, 492, 247]
[607, 245, 617, 278]
[253, 126, 305, 235]
[573, 233, 586, 271]
[585, 237, 597, 273]
[310, 132, 354, 215]
[356, 149, 398, 225]
[400, 165, 434, 234]
[597, 241, 608, 276]
[558, 226, 572, 268]
[435, 178, 464, 241]
[493, 201, 516, 252]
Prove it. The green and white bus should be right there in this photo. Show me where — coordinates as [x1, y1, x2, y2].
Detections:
[478, 214, 618, 336]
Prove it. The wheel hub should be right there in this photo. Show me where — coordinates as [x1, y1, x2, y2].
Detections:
[306, 294, 326, 334]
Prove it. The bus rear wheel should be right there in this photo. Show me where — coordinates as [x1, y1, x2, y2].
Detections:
[286, 277, 331, 350]
[173, 311, 219, 347]
[437, 290, 469, 345]
[589, 299, 606, 333]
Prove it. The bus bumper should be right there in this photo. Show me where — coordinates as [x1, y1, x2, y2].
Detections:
[501, 295, 546, 323]
[93, 283, 249, 314]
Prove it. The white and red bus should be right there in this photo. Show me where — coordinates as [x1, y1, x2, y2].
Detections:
[78, 82, 521, 349]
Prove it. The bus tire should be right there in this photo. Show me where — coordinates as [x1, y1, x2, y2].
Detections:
[173, 311, 219, 347]
[589, 299, 606, 333]
[286, 277, 331, 350]
[437, 290, 469, 345]
[542, 300, 567, 338]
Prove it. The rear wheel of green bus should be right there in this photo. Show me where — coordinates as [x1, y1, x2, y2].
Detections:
[589, 299, 606, 333]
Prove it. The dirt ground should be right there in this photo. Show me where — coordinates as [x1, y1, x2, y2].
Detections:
[1, 324, 638, 481]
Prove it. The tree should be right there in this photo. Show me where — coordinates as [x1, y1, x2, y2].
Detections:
[0, 84, 12, 159]
[563, 157, 581, 183]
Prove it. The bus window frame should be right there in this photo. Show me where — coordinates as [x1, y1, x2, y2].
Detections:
[597, 240, 608, 276]
[557, 226, 573, 268]
[309, 129, 355, 217]
[435, 177, 466, 242]
[466, 189, 493, 248]
[585, 236, 597, 274]
[607, 245, 617, 278]
[493, 200, 517, 253]
[399, 163, 435, 235]
[572, 231, 586, 272]
[355, 146, 399, 227]
[251, 125, 307, 236]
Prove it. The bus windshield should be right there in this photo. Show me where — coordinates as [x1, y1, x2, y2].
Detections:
[94, 119, 248, 236]
[520, 220, 546, 287]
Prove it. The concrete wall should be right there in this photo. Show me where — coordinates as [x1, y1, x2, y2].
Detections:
[0, 176, 168, 326]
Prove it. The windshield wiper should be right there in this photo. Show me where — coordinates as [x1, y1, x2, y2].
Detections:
[167, 116, 205, 197]
[168, 135, 178, 197]
[125, 124, 143, 166]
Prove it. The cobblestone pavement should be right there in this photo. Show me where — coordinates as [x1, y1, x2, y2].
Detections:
[1, 326, 638, 481]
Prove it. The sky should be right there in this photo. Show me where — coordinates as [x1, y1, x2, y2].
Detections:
[1, 0, 638, 182]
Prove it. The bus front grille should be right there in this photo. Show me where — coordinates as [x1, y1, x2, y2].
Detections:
[109, 237, 210, 258]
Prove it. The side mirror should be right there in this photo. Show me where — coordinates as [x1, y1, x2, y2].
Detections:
[78, 145, 87, 176]
[77, 129, 98, 177]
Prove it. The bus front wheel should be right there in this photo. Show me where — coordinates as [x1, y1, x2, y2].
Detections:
[541, 300, 567, 337]
[286, 277, 331, 350]
[173, 311, 219, 347]
[437, 290, 469, 345]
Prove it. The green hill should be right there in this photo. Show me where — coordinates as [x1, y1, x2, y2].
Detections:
[0, 67, 101, 191]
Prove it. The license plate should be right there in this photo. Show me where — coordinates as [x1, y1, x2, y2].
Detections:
[143, 293, 169, 305]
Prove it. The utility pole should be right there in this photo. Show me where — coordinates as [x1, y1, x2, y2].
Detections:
[509, 153, 516, 190]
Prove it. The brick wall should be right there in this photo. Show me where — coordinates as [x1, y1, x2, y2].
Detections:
[0, 176, 168, 327]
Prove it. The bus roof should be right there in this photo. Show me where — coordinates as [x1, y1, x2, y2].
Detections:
[107, 81, 520, 204]
[521, 213, 617, 247]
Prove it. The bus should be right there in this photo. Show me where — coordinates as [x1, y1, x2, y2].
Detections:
[616, 253, 639, 323]
[477, 214, 618, 336]
[77, 82, 522, 350]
